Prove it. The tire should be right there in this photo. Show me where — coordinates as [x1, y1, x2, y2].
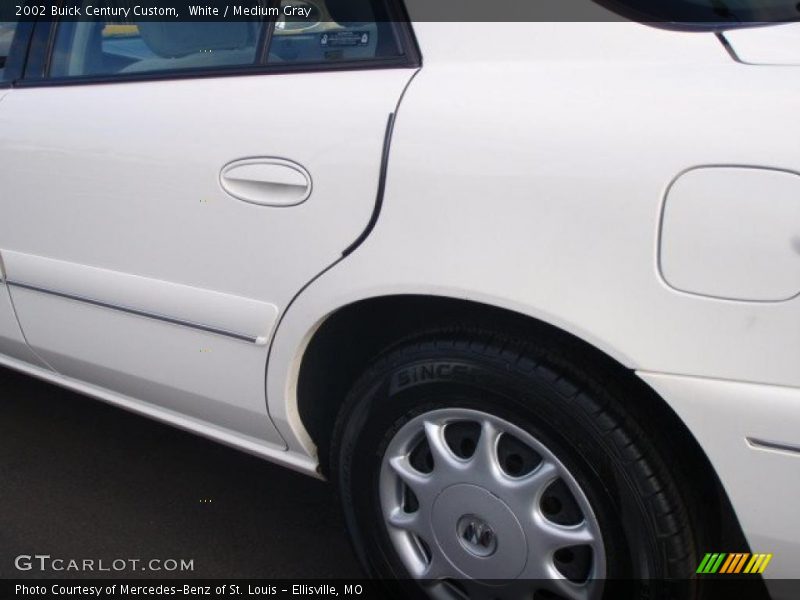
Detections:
[331, 330, 703, 600]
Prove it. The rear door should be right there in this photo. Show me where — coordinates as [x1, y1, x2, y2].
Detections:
[0, 19, 45, 368]
[0, 0, 418, 447]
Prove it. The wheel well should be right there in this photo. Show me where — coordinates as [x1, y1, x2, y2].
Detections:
[297, 295, 749, 552]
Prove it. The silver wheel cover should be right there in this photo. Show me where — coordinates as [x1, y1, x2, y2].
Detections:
[379, 408, 606, 600]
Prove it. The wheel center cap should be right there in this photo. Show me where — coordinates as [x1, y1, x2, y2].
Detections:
[457, 515, 498, 557]
[431, 484, 527, 580]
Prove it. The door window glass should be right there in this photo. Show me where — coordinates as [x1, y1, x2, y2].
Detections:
[45, 0, 411, 80]
[268, 0, 403, 64]
[50, 3, 264, 78]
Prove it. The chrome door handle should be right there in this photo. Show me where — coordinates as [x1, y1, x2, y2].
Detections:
[220, 158, 312, 207]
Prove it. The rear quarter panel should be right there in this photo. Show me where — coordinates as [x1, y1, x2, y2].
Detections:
[344, 22, 800, 389]
[268, 24, 800, 578]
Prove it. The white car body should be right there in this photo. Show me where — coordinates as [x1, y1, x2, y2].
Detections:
[1, 3, 799, 592]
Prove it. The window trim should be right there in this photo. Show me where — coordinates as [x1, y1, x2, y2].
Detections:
[14, 0, 420, 88]
[21, 17, 55, 80]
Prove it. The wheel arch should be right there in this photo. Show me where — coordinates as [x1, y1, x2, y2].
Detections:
[296, 293, 749, 552]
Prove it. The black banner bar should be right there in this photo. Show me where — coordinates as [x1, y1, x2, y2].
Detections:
[2, 579, 797, 600]
[3, 0, 800, 24]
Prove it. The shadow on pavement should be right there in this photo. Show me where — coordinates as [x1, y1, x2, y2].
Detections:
[0, 366, 362, 579]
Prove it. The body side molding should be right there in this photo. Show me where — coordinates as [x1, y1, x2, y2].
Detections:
[2, 250, 278, 345]
[6, 280, 260, 344]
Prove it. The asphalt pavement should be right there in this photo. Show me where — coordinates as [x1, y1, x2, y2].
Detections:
[0, 366, 363, 579]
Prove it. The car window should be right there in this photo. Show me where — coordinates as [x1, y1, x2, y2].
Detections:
[0, 21, 17, 81]
[50, 3, 265, 78]
[46, 0, 409, 80]
[267, 0, 404, 64]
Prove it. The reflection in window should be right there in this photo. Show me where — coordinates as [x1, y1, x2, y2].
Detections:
[267, 0, 403, 64]
[45, 0, 407, 79]
[50, 3, 263, 78]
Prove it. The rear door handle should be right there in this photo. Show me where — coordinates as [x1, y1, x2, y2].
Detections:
[220, 158, 312, 207]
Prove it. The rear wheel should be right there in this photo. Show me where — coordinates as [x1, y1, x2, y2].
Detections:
[332, 332, 702, 599]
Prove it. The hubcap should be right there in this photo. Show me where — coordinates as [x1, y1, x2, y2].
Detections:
[433, 485, 525, 579]
[379, 408, 605, 600]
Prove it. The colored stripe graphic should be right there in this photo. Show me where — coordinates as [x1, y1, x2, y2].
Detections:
[758, 554, 773, 574]
[719, 554, 737, 574]
[744, 553, 774, 574]
[696, 554, 713, 574]
[744, 555, 759, 573]
[709, 553, 726, 573]
[750, 555, 765, 574]
[697, 553, 727, 574]
[734, 553, 750, 573]
[697, 552, 772, 574]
